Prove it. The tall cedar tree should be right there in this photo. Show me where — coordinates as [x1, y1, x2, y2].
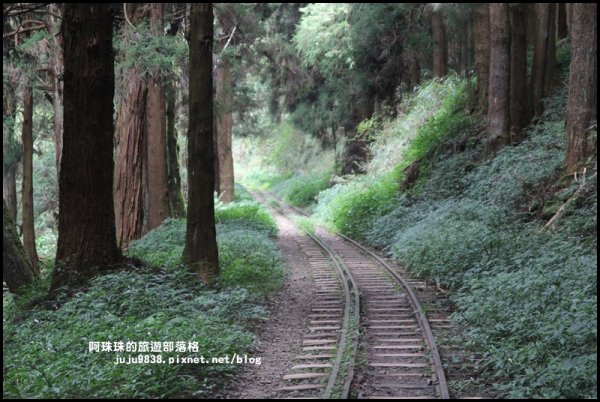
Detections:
[4, 200, 36, 292]
[215, 8, 235, 203]
[114, 4, 170, 248]
[184, 3, 220, 283]
[509, 3, 530, 140]
[49, 4, 64, 179]
[146, 3, 170, 229]
[531, 3, 549, 116]
[565, 3, 597, 174]
[431, 9, 447, 77]
[474, 4, 490, 111]
[51, 4, 121, 291]
[3, 31, 19, 222]
[21, 85, 39, 273]
[165, 16, 186, 218]
[486, 3, 511, 156]
[114, 4, 149, 249]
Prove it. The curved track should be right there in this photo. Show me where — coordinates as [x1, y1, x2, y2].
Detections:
[255, 191, 449, 399]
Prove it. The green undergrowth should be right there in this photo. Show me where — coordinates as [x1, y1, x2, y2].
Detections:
[235, 120, 335, 206]
[322, 82, 596, 398]
[3, 200, 284, 398]
[315, 76, 474, 240]
[272, 172, 330, 207]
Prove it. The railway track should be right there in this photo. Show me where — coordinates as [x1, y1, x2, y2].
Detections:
[253, 191, 449, 399]
[253, 191, 360, 399]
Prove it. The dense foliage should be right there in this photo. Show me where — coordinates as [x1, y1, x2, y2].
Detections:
[315, 83, 597, 398]
[3, 198, 284, 398]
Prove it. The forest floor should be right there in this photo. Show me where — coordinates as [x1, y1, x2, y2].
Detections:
[222, 209, 317, 399]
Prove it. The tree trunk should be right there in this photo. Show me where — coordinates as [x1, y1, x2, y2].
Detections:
[52, 3, 121, 291]
[165, 17, 186, 218]
[459, 25, 468, 76]
[531, 3, 549, 116]
[544, 3, 557, 96]
[21, 85, 39, 273]
[466, 16, 474, 73]
[565, 3, 597, 174]
[474, 4, 490, 111]
[510, 3, 530, 141]
[146, 78, 169, 229]
[146, 3, 170, 229]
[431, 10, 448, 77]
[4, 200, 36, 292]
[404, 49, 421, 90]
[166, 81, 186, 218]
[565, 3, 573, 35]
[3, 163, 17, 222]
[486, 3, 511, 156]
[213, 121, 220, 194]
[184, 3, 220, 283]
[557, 3, 568, 39]
[215, 58, 235, 203]
[3, 57, 19, 222]
[114, 4, 148, 249]
[114, 75, 146, 249]
[50, 4, 64, 178]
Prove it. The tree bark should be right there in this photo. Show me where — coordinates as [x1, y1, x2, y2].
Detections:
[544, 3, 557, 96]
[510, 3, 530, 141]
[165, 17, 186, 218]
[184, 3, 219, 283]
[3, 52, 19, 222]
[565, 3, 597, 174]
[146, 3, 170, 229]
[114, 74, 146, 249]
[486, 3, 511, 156]
[52, 3, 121, 291]
[166, 81, 186, 218]
[114, 4, 148, 249]
[557, 3, 568, 39]
[50, 4, 64, 179]
[4, 200, 36, 292]
[3, 163, 17, 222]
[565, 3, 573, 35]
[403, 49, 421, 90]
[531, 3, 550, 116]
[459, 24, 468, 76]
[474, 4, 490, 111]
[21, 85, 39, 273]
[431, 9, 448, 77]
[215, 58, 235, 203]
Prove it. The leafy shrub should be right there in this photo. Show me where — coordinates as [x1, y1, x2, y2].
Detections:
[218, 229, 284, 296]
[367, 76, 472, 176]
[389, 199, 513, 288]
[465, 120, 565, 211]
[215, 201, 277, 238]
[4, 198, 285, 398]
[3, 269, 260, 399]
[399, 77, 473, 171]
[128, 201, 282, 297]
[315, 175, 397, 240]
[454, 239, 597, 399]
[127, 218, 186, 268]
[272, 173, 330, 207]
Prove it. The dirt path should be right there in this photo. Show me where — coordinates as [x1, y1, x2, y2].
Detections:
[222, 210, 317, 399]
